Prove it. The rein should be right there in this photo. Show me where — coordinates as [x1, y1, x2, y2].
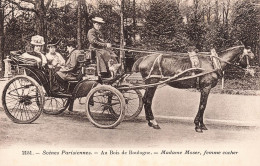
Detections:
[111, 46, 248, 72]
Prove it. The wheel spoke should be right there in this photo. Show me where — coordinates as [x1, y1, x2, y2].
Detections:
[2, 76, 43, 123]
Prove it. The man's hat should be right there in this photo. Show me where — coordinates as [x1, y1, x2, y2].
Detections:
[92, 17, 105, 24]
[31, 35, 45, 46]
[47, 38, 60, 47]
[64, 40, 77, 47]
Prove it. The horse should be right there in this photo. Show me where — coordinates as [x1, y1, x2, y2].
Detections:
[132, 45, 254, 132]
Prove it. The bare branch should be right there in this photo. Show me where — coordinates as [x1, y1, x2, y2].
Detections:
[4, 10, 14, 19]
[45, 0, 53, 10]
[5, 0, 37, 13]
[22, 0, 36, 5]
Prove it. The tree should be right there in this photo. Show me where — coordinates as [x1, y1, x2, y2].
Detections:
[6, 0, 53, 47]
[231, 1, 260, 64]
[185, 0, 207, 50]
[144, 0, 188, 51]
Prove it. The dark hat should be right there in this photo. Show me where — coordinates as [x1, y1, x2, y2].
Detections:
[64, 40, 77, 47]
[47, 38, 60, 47]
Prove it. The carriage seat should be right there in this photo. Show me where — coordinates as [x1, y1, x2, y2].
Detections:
[10, 51, 40, 67]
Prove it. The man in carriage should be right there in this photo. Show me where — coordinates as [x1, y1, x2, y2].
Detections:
[87, 17, 119, 78]
[56, 40, 83, 81]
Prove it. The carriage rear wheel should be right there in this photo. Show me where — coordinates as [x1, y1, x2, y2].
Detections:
[114, 84, 143, 120]
[85, 85, 125, 129]
[43, 97, 70, 115]
[2, 76, 44, 123]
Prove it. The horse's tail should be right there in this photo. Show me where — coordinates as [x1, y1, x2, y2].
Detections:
[132, 56, 145, 72]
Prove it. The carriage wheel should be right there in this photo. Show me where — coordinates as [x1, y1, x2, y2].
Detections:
[2, 76, 44, 123]
[114, 84, 143, 120]
[85, 85, 125, 129]
[43, 97, 70, 115]
[120, 89, 143, 120]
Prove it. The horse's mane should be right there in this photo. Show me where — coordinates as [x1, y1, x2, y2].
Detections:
[218, 45, 244, 54]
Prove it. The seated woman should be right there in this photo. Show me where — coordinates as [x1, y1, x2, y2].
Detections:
[46, 38, 65, 71]
[20, 35, 47, 67]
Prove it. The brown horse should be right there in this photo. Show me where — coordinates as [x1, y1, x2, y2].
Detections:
[132, 45, 253, 132]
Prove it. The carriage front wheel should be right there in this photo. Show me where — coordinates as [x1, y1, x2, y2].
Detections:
[85, 85, 126, 129]
[2, 76, 44, 123]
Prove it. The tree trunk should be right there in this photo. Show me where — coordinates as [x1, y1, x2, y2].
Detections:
[82, 1, 90, 44]
[120, 0, 125, 71]
[0, 1, 4, 72]
[35, 1, 47, 51]
[132, 0, 136, 43]
[77, 0, 82, 49]
[215, 0, 219, 23]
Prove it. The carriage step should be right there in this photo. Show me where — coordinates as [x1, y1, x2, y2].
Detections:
[52, 92, 72, 98]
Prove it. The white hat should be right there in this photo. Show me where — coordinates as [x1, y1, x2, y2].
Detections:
[31, 35, 45, 46]
[92, 17, 105, 24]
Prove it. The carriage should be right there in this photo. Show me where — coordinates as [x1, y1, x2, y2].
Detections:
[2, 50, 143, 129]
[2, 44, 254, 132]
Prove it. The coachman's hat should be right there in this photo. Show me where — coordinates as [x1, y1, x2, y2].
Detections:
[92, 17, 105, 24]
[31, 35, 45, 46]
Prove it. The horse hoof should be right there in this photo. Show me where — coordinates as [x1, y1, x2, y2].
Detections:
[153, 125, 161, 129]
[195, 127, 203, 133]
[148, 122, 161, 129]
[200, 125, 208, 130]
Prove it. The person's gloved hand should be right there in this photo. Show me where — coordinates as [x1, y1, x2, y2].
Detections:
[106, 43, 112, 48]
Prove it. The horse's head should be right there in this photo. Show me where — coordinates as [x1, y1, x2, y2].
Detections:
[238, 46, 255, 76]
[219, 45, 255, 76]
[238, 46, 255, 67]
[219, 45, 245, 65]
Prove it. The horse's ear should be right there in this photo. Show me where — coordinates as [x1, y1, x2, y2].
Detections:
[234, 40, 244, 46]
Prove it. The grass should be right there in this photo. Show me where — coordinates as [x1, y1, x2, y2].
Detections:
[211, 66, 260, 95]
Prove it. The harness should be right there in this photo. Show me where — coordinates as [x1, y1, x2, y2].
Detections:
[146, 54, 163, 79]
[144, 51, 223, 89]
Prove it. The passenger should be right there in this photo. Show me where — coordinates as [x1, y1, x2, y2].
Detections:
[46, 39, 65, 71]
[56, 40, 82, 81]
[87, 17, 118, 77]
[21, 35, 47, 67]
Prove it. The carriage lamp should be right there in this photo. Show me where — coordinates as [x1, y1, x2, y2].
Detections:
[4, 55, 12, 78]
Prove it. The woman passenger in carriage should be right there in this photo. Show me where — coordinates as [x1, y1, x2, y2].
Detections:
[87, 17, 118, 77]
[46, 38, 65, 71]
[21, 35, 47, 67]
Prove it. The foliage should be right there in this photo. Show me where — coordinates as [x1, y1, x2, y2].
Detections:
[231, 1, 260, 50]
[47, 4, 77, 40]
[143, 0, 188, 52]
[2, 0, 260, 58]
[4, 15, 35, 53]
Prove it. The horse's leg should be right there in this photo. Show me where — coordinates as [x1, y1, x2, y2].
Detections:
[143, 85, 160, 129]
[194, 86, 211, 132]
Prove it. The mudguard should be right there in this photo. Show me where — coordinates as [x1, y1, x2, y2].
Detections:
[72, 80, 98, 98]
